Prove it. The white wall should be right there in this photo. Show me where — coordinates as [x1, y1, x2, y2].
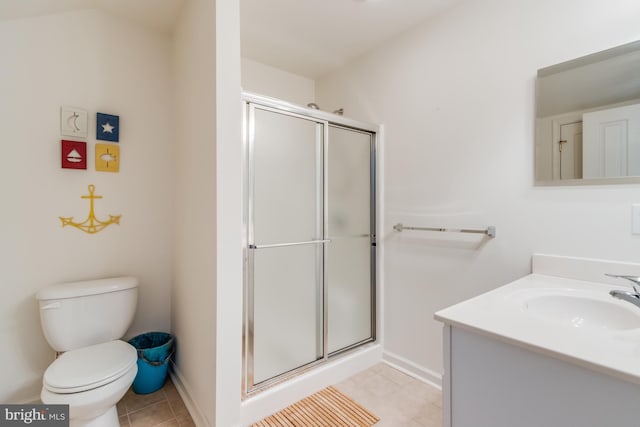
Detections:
[0, 9, 174, 403]
[241, 58, 315, 106]
[316, 0, 640, 385]
[172, 0, 218, 424]
[172, 0, 242, 425]
[214, 2, 243, 427]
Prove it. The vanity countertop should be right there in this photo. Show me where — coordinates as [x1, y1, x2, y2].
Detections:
[435, 272, 640, 385]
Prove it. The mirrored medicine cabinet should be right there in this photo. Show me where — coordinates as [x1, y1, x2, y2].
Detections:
[535, 40, 640, 185]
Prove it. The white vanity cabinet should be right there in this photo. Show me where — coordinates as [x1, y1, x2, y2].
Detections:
[441, 325, 640, 427]
[436, 254, 640, 427]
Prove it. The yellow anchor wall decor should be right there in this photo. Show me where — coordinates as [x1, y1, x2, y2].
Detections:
[59, 184, 121, 234]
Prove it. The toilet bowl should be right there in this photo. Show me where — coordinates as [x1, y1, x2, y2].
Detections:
[41, 340, 137, 427]
[37, 277, 139, 427]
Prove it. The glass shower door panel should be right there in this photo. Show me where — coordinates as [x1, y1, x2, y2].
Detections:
[327, 237, 371, 353]
[327, 126, 373, 354]
[252, 108, 322, 245]
[250, 106, 324, 386]
[253, 245, 322, 384]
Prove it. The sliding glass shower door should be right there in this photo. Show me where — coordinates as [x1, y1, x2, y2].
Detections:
[327, 125, 375, 354]
[244, 96, 376, 395]
[248, 106, 325, 386]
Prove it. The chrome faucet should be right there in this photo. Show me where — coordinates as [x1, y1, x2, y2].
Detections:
[606, 274, 640, 308]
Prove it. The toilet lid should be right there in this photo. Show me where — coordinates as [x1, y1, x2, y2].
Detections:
[43, 340, 137, 394]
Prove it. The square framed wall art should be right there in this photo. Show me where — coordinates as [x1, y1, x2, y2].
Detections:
[96, 112, 119, 142]
[61, 140, 87, 170]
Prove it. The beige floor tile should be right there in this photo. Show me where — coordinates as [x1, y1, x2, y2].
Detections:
[155, 419, 180, 427]
[346, 391, 388, 412]
[376, 364, 414, 386]
[124, 388, 167, 413]
[176, 413, 195, 427]
[117, 400, 127, 416]
[358, 373, 402, 398]
[116, 375, 192, 427]
[128, 401, 174, 427]
[384, 394, 426, 419]
[401, 378, 442, 402]
[163, 386, 181, 402]
[333, 363, 443, 427]
[119, 415, 130, 427]
[168, 397, 189, 418]
[411, 402, 442, 426]
[347, 366, 378, 385]
[368, 363, 387, 374]
[162, 379, 178, 396]
[398, 386, 440, 410]
[433, 393, 442, 409]
[377, 419, 423, 427]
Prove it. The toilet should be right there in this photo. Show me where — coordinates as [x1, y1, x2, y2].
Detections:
[36, 277, 139, 427]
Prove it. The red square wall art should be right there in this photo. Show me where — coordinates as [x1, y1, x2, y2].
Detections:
[61, 140, 87, 170]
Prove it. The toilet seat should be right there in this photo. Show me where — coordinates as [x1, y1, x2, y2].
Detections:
[43, 340, 137, 394]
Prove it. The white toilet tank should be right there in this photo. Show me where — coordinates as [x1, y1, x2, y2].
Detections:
[37, 277, 138, 352]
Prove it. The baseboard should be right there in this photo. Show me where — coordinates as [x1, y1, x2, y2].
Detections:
[383, 350, 442, 390]
[169, 362, 210, 427]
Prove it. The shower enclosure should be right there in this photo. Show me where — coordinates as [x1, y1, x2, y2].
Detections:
[242, 93, 377, 396]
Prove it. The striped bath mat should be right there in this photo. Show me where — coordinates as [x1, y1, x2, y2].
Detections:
[251, 386, 379, 426]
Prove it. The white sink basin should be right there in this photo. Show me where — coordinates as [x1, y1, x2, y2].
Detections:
[435, 269, 640, 386]
[520, 291, 640, 330]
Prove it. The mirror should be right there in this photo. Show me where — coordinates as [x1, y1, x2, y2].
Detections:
[535, 40, 640, 185]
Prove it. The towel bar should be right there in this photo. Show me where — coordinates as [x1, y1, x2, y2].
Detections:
[393, 223, 496, 238]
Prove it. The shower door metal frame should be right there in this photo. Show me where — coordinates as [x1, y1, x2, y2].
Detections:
[242, 92, 378, 398]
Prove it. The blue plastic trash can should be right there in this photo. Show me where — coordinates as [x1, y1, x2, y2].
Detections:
[128, 332, 174, 394]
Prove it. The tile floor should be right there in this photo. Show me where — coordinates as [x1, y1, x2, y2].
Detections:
[116, 364, 441, 427]
[116, 377, 195, 427]
[333, 363, 442, 427]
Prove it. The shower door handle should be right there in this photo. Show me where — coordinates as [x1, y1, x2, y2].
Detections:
[249, 239, 331, 250]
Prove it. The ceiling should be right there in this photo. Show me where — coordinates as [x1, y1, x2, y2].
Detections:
[240, 0, 458, 79]
[0, 0, 456, 80]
